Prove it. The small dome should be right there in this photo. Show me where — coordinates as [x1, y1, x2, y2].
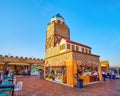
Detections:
[52, 13, 64, 19]
[51, 13, 64, 23]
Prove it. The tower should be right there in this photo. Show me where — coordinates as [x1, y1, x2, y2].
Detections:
[45, 13, 70, 49]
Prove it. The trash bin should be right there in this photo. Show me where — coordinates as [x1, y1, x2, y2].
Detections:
[77, 79, 83, 88]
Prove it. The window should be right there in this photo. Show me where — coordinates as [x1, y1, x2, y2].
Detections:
[72, 45, 74, 50]
[60, 44, 65, 50]
[85, 49, 88, 53]
[57, 20, 61, 24]
[67, 43, 70, 49]
[82, 48, 84, 53]
[76, 46, 79, 51]
[89, 50, 91, 54]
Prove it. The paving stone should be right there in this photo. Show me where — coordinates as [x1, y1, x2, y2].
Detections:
[15, 76, 120, 96]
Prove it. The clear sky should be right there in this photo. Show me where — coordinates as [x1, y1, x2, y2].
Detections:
[0, 0, 120, 67]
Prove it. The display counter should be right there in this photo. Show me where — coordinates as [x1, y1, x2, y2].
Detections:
[46, 73, 67, 83]
[79, 75, 99, 84]
[79, 76, 90, 83]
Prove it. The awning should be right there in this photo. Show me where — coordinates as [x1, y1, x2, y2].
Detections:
[32, 64, 43, 66]
[0, 62, 5, 65]
[8, 63, 29, 65]
[101, 64, 107, 67]
[46, 62, 66, 67]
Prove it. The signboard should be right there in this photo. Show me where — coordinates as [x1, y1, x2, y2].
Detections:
[31, 65, 41, 75]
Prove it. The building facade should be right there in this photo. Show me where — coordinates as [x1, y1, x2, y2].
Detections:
[45, 13, 101, 86]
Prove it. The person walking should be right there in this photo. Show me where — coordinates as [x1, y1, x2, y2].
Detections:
[108, 70, 112, 82]
[119, 69, 120, 79]
[102, 70, 107, 81]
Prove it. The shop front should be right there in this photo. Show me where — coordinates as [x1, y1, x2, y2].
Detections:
[8, 63, 30, 75]
[45, 52, 100, 87]
[76, 60, 99, 84]
[45, 62, 67, 83]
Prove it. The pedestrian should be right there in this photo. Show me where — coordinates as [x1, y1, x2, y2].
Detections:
[102, 70, 107, 81]
[5, 68, 10, 78]
[25, 69, 28, 75]
[39, 69, 44, 79]
[0, 70, 4, 80]
[119, 69, 120, 76]
[108, 70, 112, 81]
[119, 69, 120, 79]
[111, 70, 115, 80]
[28, 69, 30, 76]
[51, 69, 55, 80]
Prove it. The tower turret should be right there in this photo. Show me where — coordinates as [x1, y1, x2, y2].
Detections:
[51, 13, 64, 24]
[46, 13, 70, 49]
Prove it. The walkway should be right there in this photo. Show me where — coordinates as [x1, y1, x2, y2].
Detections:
[16, 76, 120, 96]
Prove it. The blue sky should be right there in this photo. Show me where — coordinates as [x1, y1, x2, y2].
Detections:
[0, 0, 120, 66]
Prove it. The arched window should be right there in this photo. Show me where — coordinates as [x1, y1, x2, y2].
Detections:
[57, 20, 61, 24]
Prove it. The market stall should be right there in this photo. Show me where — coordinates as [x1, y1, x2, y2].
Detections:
[76, 60, 99, 84]
[45, 62, 67, 83]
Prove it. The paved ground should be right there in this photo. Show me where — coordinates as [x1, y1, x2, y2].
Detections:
[15, 76, 120, 96]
